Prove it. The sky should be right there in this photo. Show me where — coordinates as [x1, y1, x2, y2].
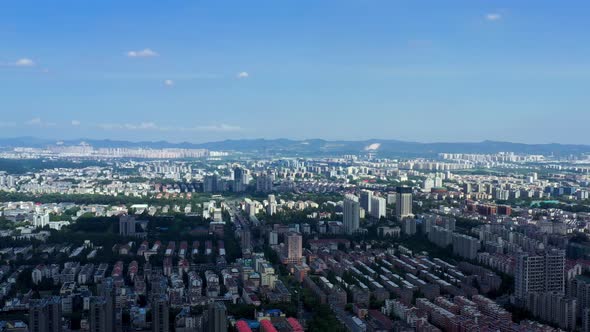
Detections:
[1, 0, 589, 144]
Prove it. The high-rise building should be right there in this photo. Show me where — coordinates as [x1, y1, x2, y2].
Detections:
[240, 228, 252, 252]
[343, 195, 360, 235]
[97, 278, 118, 332]
[152, 295, 169, 332]
[119, 215, 136, 236]
[402, 218, 417, 236]
[256, 174, 273, 193]
[29, 296, 62, 332]
[233, 167, 246, 192]
[203, 174, 219, 193]
[525, 291, 577, 331]
[207, 301, 228, 332]
[359, 190, 373, 214]
[422, 178, 434, 192]
[452, 233, 480, 260]
[268, 231, 278, 246]
[285, 232, 303, 264]
[395, 187, 413, 219]
[89, 297, 109, 332]
[32, 213, 50, 228]
[370, 196, 386, 219]
[515, 249, 565, 300]
[266, 202, 277, 216]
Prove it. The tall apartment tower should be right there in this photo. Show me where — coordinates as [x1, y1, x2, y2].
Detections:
[152, 295, 169, 332]
[343, 195, 360, 234]
[207, 301, 228, 332]
[515, 249, 565, 300]
[370, 196, 386, 219]
[359, 190, 373, 214]
[119, 215, 136, 236]
[233, 167, 246, 192]
[97, 278, 118, 332]
[395, 186, 413, 219]
[285, 232, 303, 264]
[29, 297, 62, 332]
[89, 297, 109, 332]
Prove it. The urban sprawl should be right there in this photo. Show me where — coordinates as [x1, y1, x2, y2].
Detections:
[1, 146, 590, 332]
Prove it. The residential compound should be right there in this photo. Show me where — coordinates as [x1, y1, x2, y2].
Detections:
[1, 147, 590, 331]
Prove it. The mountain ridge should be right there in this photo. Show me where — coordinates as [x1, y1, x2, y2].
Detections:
[0, 137, 587, 156]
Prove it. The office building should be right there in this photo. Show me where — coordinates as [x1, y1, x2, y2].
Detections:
[343, 195, 360, 234]
[395, 187, 413, 219]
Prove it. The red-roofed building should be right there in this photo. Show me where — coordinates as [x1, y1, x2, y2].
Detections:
[260, 319, 278, 332]
[236, 320, 253, 332]
[287, 317, 304, 332]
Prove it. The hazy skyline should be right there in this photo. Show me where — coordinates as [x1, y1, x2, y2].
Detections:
[1, 0, 589, 144]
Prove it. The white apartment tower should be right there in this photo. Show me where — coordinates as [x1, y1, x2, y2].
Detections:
[395, 187, 413, 219]
[343, 195, 360, 235]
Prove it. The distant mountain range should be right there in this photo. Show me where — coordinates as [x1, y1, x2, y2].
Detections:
[0, 137, 588, 157]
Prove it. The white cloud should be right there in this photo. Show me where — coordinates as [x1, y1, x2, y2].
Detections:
[71, 120, 81, 126]
[236, 71, 249, 79]
[164, 79, 174, 86]
[15, 58, 35, 67]
[98, 122, 159, 130]
[194, 124, 242, 132]
[126, 48, 159, 57]
[485, 13, 502, 21]
[26, 117, 56, 127]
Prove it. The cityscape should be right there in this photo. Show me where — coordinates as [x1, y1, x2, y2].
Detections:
[2, 1, 590, 332]
[0, 144, 590, 331]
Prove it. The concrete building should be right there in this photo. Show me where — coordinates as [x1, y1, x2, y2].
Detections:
[452, 233, 480, 260]
[343, 195, 360, 235]
[207, 301, 228, 332]
[359, 190, 373, 214]
[32, 213, 50, 228]
[402, 218, 417, 236]
[29, 297, 62, 332]
[233, 167, 246, 193]
[515, 249, 565, 300]
[395, 187, 413, 219]
[525, 291, 576, 331]
[152, 295, 169, 332]
[285, 232, 303, 265]
[370, 196, 386, 219]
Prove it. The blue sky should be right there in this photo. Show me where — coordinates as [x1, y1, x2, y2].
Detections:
[1, 0, 589, 144]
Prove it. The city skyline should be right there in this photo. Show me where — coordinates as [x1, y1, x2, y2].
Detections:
[2, 0, 589, 144]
